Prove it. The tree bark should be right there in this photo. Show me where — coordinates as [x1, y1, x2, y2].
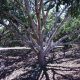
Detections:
[38, 51, 46, 67]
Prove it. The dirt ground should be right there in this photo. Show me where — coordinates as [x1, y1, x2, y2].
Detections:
[0, 45, 80, 80]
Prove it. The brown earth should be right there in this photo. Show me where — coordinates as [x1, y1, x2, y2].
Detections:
[0, 44, 80, 80]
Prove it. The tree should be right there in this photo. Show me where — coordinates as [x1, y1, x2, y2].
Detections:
[0, 0, 80, 80]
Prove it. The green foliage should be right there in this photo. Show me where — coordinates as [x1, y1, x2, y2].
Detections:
[0, 0, 9, 11]
[46, 12, 55, 32]
[0, 0, 28, 24]
[54, 17, 80, 41]
[45, 0, 80, 17]
[61, 17, 80, 33]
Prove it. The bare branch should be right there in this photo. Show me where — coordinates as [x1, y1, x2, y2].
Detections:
[35, 0, 43, 48]
[24, 0, 39, 40]
[44, 16, 70, 55]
